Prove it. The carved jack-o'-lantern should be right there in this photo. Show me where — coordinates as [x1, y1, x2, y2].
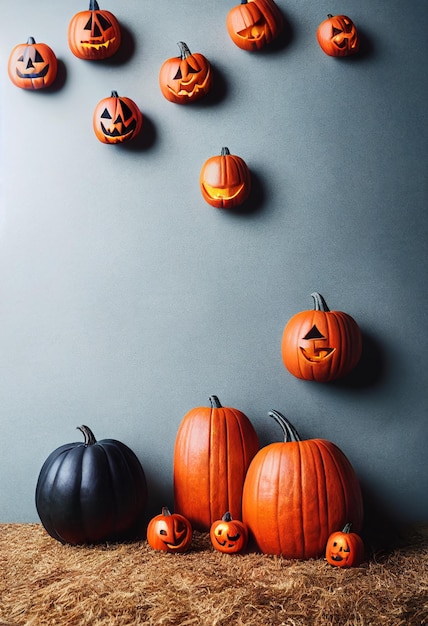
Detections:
[68, 0, 121, 60]
[226, 0, 284, 51]
[93, 91, 143, 144]
[8, 37, 58, 90]
[316, 14, 359, 57]
[146, 507, 193, 553]
[159, 42, 212, 104]
[210, 512, 248, 554]
[200, 147, 251, 209]
[325, 523, 365, 567]
[281, 292, 362, 382]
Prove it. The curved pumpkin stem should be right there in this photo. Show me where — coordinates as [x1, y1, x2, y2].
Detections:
[77, 425, 97, 446]
[89, 0, 100, 10]
[177, 41, 192, 60]
[27, 36, 36, 45]
[111, 90, 119, 98]
[222, 512, 233, 522]
[268, 411, 301, 443]
[342, 522, 353, 533]
[162, 507, 172, 517]
[221, 147, 230, 156]
[209, 395, 222, 409]
[311, 292, 330, 312]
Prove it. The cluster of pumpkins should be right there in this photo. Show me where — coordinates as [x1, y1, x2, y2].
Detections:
[7, 0, 360, 209]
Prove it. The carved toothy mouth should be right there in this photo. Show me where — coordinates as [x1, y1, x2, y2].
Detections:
[16, 64, 50, 79]
[80, 37, 117, 50]
[300, 347, 335, 362]
[330, 554, 344, 562]
[101, 119, 137, 139]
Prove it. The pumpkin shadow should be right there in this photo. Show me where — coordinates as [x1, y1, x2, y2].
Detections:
[330, 330, 386, 390]
[329, 27, 375, 63]
[257, 11, 295, 54]
[116, 113, 157, 153]
[33, 59, 67, 94]
[360, 482, 404, 555]
[180, 62, 229, 108]
[223, 169, 267, 216]
[92, 23, 136, 66]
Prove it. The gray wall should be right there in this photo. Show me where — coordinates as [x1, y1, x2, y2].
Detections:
[1, 1, 427, 531]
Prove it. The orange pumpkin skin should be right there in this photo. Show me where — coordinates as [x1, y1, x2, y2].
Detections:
[242, 411, 363, 559]
[159, 42, 212, 104]
[68, 0, 121, 60]
[326, 523, 365, 567]
[316, 14, 359, 57]
[93, 91, 143, 144]
[281, 292, 362, 383]
[146, 507, 193, 553]
[8, 37, 57, 90]
[173, 395, 260, 531]
[226, 0, 284, 51]
[210, 512, 248, 554]
[200, 147, 251, 209]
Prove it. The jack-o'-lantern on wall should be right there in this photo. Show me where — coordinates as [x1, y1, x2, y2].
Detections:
[226, 0, 284, 51]
[93, 91, 143, 144]
[68, 0, 121, 60]
[200, 147, 251, 209]
[159, 42, 212, 104]
[8, 37, 58, 90]
[316, 14, 359, 57]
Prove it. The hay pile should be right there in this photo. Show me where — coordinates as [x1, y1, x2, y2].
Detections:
[1, 524, 427, 625]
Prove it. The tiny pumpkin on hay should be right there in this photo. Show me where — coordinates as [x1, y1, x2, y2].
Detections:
[210, 512, 248, 554]
[281, 292, 362, 383]
[226, 0, 284, 51]
[200, 147, 251, 209]
[159, 42, 213, 104]
[325, 523, 365, 568]
[93, 91, 143, 144]
[147, 507, 193, 553]
[68, 0, 121, 60]
[8, 37, 58, 90]
[316, 14, 359, 57]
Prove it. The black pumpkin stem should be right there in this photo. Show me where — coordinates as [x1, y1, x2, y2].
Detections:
[27, 36, 36, 45]
[221, 147, 230, 156]
[89, 0, 100, 11]
[111, 90, 119, 98]
[311, 292, 330, 312]
[209, 395, 222, 409]
[177, 41, 192, 60]
[268, 410, 302, 443]
[342, 522, 353, 533]
[162, 507, 172, 517]
[77, 425, 97, 447]
[222, 512, 233, 522]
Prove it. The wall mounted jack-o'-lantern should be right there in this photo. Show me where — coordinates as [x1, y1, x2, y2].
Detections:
[159, 42, 212, 104]
[200, 147, 251, 209]
[147, 507, 193, 553]
[226, 0, 284, 51]
[325, 523, 365, 568]
[68, 0, 121, 60]
[281, 292, 362, 382]
[8, 37, 58, 90]
[316, 14, 359, 57]
[93, 91, 143, 144]
[210, 512, 248, 554]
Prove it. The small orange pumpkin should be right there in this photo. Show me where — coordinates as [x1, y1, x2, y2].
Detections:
[210, 512, 248, 554]
[316, 14, 359, 57]
[8, 37, 58, 90]
[68, 0, 121, 60]
[326, 523, 365, 567]
[226, 0, 284, 51]
[146, 507, 193, 553]
[200, 147, 251, 209]
[159, 42, 212, 104]
[93, 91, 143, 144]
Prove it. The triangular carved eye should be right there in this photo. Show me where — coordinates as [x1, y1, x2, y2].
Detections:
[119, 100, 133, 121]
[187, 64, 199, 74]
[173, 67, 182, 80]
[101, 108, 112, 119]
[34, 50, 44, 63]
[97, 13, 112, 30]
[303, 325, 325, 340]
[332, 27, 342, 36]
[84, 17, 93, 31]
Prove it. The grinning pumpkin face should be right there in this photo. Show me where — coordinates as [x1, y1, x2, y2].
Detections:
[8, 37, 58, 90]
[200, 147, 251, 209]
[68, 0, 121, 60]
[159, 42, 212, 104]
[316, 14, 359, 57]
[210, 512, 248, 553]
[226, 0, 284, 51]
[93, 91, 143, 144]
[147, 507, 193, 553]
[326, 524, 365, 568]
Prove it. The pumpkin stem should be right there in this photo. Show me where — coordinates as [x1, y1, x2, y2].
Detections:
[327, 14, 333, 18]
[221, 147, 230, 156]
[222, 512, 233, 522]
[77, 425, 97, 446]
[268, 411, 302, 443]
[162, 507, 172, 517]
[27, 37, 36, 45]
[342, 522, 353, 533]
[311, 292, 330, 312]
[177, 41, 192, 60]
[111, 90, 119, 98]
[89, 0, 100, 10]
[241, 0, 249, 4]
[209, 395, 222, 409]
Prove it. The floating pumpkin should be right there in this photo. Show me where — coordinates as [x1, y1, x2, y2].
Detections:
[8, 37, 58, 90]
[210, 512, 248, 554]
[147, 507, 193, 553]
[316, 14, 359, 57]
[159, 42, 212, 104]
[326, 523, 365, 567]
[93, 91, 143, 144]
[226, 0, 284, 51]
[242, 411, 363, 559]
[68, 0, 121, 60]
[200, 147, 251, 209]
[173, 395, 259, 531]
[281, 292, 362, 382]
[35, 425, 147, 545]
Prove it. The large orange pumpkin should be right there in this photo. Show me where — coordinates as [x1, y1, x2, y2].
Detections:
[316, 14, 359, 57]
[8, 37, 58, 90]
[68, 0, 121, 60]
[281, 292, 362, 382]
[173, 395, 259, 531]
[226, 0, 284, 51]
[242, 411, 363, 559]
[200, 147, 251, 209]
[159, 42, 212, 104]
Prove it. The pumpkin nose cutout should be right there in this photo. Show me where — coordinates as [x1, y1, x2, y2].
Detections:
[303, 325, 325, 340]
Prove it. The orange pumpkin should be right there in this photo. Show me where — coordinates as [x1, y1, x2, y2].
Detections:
[210, 512, 248, 554]
[68, 0, 121, 60]
[200, 147, 251, 209]
[8, 37, 58, 90]
[242, 411, 363, 559]
[146, 507, 193, 553]
[326, 523, 365, 567]
[173, 395, 259, 531]
[226, 0, 284, 51]
[316, 14, 359, 57]
[159, 42, 212, 104]
[281, 292, 362, 382]
[93, 91, 143, 144]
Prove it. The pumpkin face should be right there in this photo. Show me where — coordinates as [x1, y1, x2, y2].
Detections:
[242, 411, 363, 559]
[316, 14, 359, 57]
[93, 91, 143, 144]
[210, 512, 248, 554]
[147, 507, 193, 553]
[35, 425, 147, 545]
[226, 0, 284, 51]
[159, 42, 212, 104]
[281, 292, 362, 382]
[68, 0, 121, 60]
[173, 395, 260, 531]
[326, 523, 365, 567]
[8, 37, 58, 90]
[200, 147, 251, 209]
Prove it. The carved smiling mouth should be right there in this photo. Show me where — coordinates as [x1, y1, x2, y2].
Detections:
[16, 64, 49, 79]
[202, 183, 245, 200]
[80, 37, 117, 50]
[330, 554, 345, 562]
[215, 534, 240, 546]
[101, 118, 137, 139]
[300, 347, 335, 362]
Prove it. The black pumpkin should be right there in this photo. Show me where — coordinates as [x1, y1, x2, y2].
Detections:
[35, 425, 147, 544]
